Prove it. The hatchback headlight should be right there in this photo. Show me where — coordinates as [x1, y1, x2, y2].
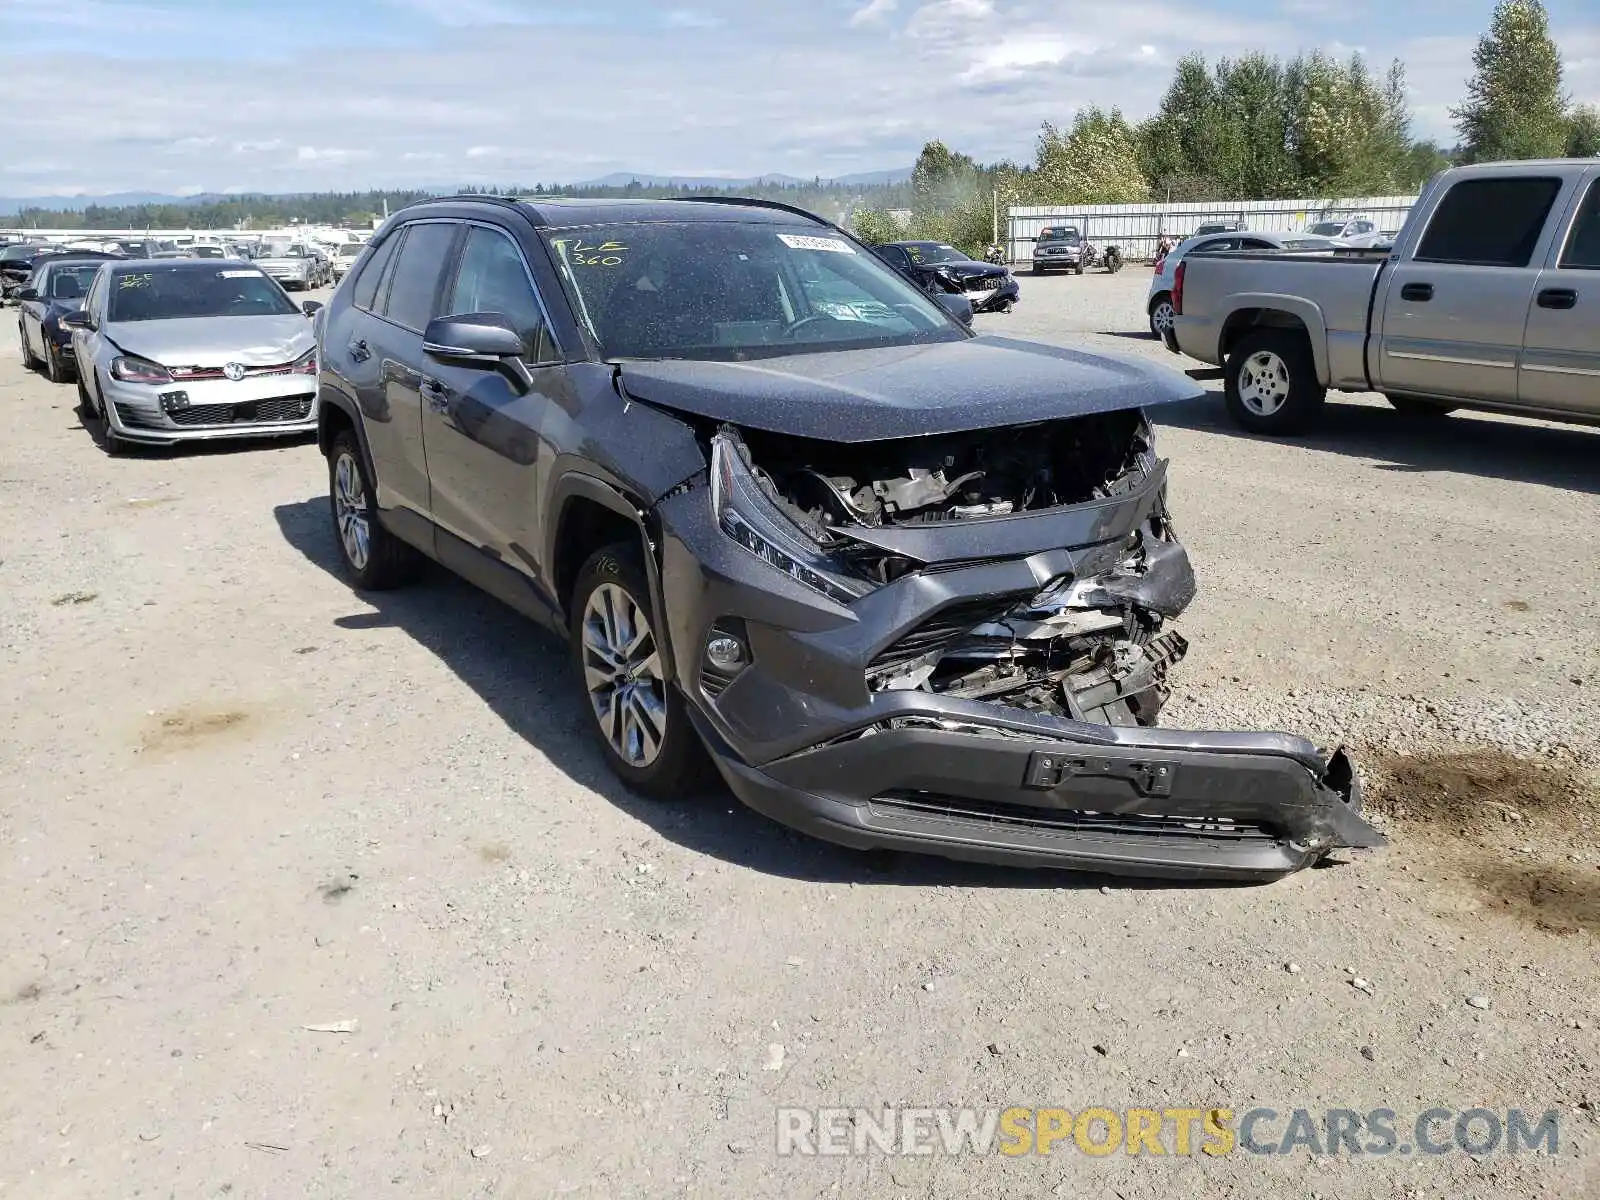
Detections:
[111, 354, 173, 384]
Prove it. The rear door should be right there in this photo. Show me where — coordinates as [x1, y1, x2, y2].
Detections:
[1377, 175, 1566, 404]
[419, 222, 569, 590]
[345, 220, 460, 522]
[1518, 166, 1600, 416]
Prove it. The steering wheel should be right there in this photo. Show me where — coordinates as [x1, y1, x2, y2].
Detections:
[782, 313, 847, 340]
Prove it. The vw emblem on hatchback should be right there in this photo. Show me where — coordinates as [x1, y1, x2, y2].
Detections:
[222, 362, 246, 382]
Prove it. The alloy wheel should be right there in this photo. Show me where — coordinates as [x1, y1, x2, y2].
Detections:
[1151, 299, 1175, 336]
[581, 582, 667, 768]
[1237, 349, 1291, 416]
[333, 451, 371, 571]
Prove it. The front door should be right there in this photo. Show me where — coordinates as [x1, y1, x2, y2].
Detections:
[419, 223, 566, 594]
[1377, 174, 1565, 405]
[1519, 168, 1600, 416]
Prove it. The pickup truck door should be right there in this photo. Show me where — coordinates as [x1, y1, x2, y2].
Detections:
[1518, 168, 1600, 416]
[1376, 175, 1566, 405]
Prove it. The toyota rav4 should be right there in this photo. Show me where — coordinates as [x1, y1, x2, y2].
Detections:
[313, 194, 1382, 880]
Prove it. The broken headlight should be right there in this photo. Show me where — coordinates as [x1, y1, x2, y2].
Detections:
[710, 432, 872, 606]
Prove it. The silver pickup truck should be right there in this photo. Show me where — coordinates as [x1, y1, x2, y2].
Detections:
[1166, 159, 1600, 434]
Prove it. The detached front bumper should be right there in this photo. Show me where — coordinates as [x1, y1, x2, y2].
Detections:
[700, 707, 1378, 881]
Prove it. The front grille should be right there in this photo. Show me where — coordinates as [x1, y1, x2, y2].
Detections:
[165, 396, 312, 427]
[170, 362, 301, 381]
[868, 595, 1026, 673]
[870, 792, 1276, 842]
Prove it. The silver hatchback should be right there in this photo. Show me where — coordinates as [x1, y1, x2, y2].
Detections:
[67, 260, 321, 453]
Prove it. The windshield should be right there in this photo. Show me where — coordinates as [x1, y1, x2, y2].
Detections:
[545, 222, 964, 361]
[262, 243, 304, 258]
[107, 266, 300, 322]
[192, 246, 226, 258]
[1307, 222, 1346, 236]
[1037, 229, 1080, 244]
[902, 243, 970, 264]
[1282, 237, 1341, 251]
[1, 245, 47, 263]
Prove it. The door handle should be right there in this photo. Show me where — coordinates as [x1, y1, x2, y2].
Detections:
[1400, 282, 1433, 302]
[421, 377, 449, 412]
[1536, 287, 1578, 310]
[347, 337, 370, 362]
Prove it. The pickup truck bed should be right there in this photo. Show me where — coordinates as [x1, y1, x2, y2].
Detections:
[1166, 159, 1600, 435]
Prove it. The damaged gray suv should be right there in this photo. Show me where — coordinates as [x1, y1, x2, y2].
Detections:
[315, 195, 1383, 880]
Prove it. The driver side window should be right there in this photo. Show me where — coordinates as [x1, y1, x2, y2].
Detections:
[444, 226, 560, 364]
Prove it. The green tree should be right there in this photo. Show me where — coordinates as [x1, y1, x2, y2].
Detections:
[1033, 109, 1148, 205]
[1567, 104, 1600, 157]
[1402, 141, 1456, 187]
[848, 208, 905, 244]
[1452, 0, 1567, 162]
[1284, 52, 1411, 194]
[1210, 54, 1299, 197]
[1138, 54, 1224, 199]
[910, 140, 982, 215]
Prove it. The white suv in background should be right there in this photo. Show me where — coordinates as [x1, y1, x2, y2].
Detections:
[1146, 229, 1340, 338]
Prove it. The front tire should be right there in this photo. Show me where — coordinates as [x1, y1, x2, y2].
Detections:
[327, 429, 423, 589]
[44, 341, 70, 384]
[569, 543, 705, 799]
[1224, 329, 1326, 435]
[1386, 395, 1457, 418]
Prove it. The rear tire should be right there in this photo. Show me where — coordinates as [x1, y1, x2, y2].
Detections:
[18, 321, 39, 370]
[1224, 329, 1326, 435]
[1385, 395, 1457, 418]
[569, 543, 707, 800]
[327, 429, 424, 590]
[1147, 294, 1174, 339]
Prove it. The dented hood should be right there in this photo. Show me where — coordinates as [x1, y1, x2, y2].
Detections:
[616, 336, 1203, 441]
[106, 314, 314, 368]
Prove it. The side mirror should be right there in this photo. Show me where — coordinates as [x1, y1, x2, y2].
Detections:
[423, 312, 532, 391]
[935, 292, 974, 327]
[16, 287, 38, 302]
[301, 300, 324, 317]
[60, 310, 93, 330]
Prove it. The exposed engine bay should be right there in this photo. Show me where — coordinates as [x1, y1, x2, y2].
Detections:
[720, 411, 1198, 729]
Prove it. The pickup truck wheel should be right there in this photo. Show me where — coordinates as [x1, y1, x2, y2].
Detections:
[1224, 330, 1326, 435]
[1148, 295, 1174, 339]
[570, 543, 706, 800]
[327, 430, 424, 590]
[1386, 395, 1458, 418]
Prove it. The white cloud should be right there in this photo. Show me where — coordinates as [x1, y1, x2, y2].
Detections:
[848, 0, 898, 27]
[0, 1, 1596, 197]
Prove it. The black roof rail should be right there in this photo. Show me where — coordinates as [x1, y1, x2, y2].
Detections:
[418, 192, 527, 208]
[672, 195, 833, 228]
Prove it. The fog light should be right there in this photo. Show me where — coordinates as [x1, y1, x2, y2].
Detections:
[705, 635, 746, 671]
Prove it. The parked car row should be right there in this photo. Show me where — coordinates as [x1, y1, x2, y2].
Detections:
[14, 252, 325, 452]
[870, 240, 1019, 313]
[15, 194, 1383, 882]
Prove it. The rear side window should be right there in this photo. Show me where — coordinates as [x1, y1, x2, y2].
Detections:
[1415, 177, 1561, 267]
[1190, 238, 1236, 254]
[350, 234, 398, 311]
[1559, 180, 1600, 270]
[380, 222, 458, 331]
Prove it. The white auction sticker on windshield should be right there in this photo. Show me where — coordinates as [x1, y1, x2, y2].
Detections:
[219, 270, 258, 278]
[777, 233, 855, 254]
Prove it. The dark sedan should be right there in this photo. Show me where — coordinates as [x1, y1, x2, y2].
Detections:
[873, 240, 1019, 313]
[15, 254, 116, 382]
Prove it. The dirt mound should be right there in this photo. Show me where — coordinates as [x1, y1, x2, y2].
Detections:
[1370, 747, 1593, 838]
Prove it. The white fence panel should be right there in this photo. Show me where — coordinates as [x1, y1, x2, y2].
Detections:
[1006, 195, 1420, 262]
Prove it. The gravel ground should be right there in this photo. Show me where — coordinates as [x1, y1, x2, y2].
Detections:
[1, 272, 1597, 1199]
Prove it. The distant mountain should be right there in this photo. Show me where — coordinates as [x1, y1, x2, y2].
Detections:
[0, 191, 238, 215]
[575, 168, 912, 189]
[0, 167, 913, 216]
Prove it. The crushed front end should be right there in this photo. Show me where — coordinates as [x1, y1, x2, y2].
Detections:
[651, 409, 1385, 881]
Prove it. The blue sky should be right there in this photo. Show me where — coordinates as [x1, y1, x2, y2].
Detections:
[0, 0, 1596, 197]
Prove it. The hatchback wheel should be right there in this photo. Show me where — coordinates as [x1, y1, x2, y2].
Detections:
[570, 543, 705, 798]
[18, 322, 39, 370]
[327, 429, 423, 589]
[44, 341, 70, 384]
[1148, 294, 1175, 339]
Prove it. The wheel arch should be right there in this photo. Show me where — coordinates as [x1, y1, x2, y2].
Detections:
[547, 473, 678, 683]
[1216, 297, 1328, 382]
